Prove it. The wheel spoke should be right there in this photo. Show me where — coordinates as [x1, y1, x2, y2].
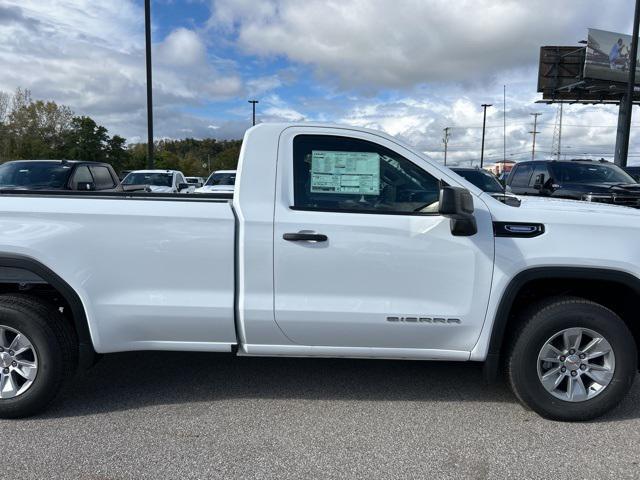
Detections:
[572, 331, 583, 351]
[539, 344, 562, 363]
[584, 368, 613, 386]
[9, 334, 31, 355]
[14, 360, 37, 381]
[540, 367, 563, 390]
[562, 329, 581, 352]
[0, 372, 18, 398]
[0, 327, 9, 349]
[582, 337, 603, 353]
[567, 376, 588, 402]
[587, 349, 610, 361]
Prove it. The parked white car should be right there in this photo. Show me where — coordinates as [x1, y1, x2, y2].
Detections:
[195, 170, 236, 193]
[121, 169, 194, 193]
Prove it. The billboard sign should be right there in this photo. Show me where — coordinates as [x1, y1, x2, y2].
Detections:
[584, 28, 640, 84]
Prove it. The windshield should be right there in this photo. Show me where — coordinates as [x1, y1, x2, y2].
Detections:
[122, 172, 173, 187]
[453, 169, 504, 193]
[550, 163, 635, 184]
[0, 161, 73, 189]
[205, 172, 236, 186]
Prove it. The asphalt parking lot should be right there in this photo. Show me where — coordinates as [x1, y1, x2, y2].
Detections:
[2, 352, 639, 480]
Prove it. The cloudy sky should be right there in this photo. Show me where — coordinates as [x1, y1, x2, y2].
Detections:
[0, 0, 638, 165]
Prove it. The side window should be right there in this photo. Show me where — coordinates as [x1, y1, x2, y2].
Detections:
[293, 135, 440, 214]
[529, 164, 549, 186]
[69, 166, 94, 190]
[90, 166, 116, 190]
[510, 164, 534, 188]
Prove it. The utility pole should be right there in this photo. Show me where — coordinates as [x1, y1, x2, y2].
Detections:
[248, 100, 259, 126]
[480, 104, 492, 168]
[529, 113, 542, 160]
[503, 85, 506, 163]
[144, 0, 154, 169]
[557, 103, 563, 161]
[614, 0, 640, 167]
[443, 127, 451, 166]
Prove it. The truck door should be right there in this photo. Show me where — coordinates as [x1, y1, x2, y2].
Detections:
[273, 128, 495, 352]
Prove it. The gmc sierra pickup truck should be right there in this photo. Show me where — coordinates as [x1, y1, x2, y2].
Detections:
[0, 124, 638, 421]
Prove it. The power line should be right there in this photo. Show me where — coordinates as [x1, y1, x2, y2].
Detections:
[530, 113, 542, 161]
[443, 127, 451, 166]
[480, 103, 492, 168]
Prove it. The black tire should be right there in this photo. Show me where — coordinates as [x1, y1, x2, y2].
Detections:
[508, 297, 637, 421]
[0, 294, 77, 419]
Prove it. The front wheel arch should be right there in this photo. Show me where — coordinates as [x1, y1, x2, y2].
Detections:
[483, 267, 640, 381]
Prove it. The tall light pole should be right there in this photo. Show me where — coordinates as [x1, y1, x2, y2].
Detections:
[480, 104, 492, 168]
[443, 127, 451, 166]
[615, 0, 640, 167]
[530, 113, 542, 160]
[144, 0, 154, 169]
[248, 100, 259, 126]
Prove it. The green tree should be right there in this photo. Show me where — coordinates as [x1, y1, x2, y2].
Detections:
[5, 89, 73, 159]
[63, 116, 109, 161]
[106, 135, 130, 174]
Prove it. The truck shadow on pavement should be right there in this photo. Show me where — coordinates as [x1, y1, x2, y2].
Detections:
[42, 351, 640, 422]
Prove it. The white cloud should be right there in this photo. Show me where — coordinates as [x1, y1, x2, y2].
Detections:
[209, 0, 632, 90]
[156, 28, 207, 66]
[0, 0, 243, 139]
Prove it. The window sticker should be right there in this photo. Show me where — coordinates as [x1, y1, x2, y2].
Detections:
[310, 151, 380, 195]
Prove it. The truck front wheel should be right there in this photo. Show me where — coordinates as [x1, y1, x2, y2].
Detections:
[0, 295, 77, 418]
[508, 297, 637, 421]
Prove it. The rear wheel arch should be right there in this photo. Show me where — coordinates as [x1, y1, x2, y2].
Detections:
[484, 267, 640, 380]
[0, 255, 95, 366]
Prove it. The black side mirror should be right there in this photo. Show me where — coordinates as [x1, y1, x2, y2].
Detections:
[178, 183, 190, 192]
[438, 186, 477, 236]
[77, 181, 96, 191]
[533, 174, 545, 190]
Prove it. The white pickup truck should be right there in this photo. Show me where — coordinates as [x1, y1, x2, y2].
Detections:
[0, 123, 638, 421]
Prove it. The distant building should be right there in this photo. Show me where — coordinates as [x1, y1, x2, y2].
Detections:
[485, 160, 516, 175]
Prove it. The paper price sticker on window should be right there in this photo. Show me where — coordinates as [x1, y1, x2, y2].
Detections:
[310, 151, 380, 195]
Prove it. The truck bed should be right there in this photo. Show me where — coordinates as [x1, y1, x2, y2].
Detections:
[0, 193, 237, 353]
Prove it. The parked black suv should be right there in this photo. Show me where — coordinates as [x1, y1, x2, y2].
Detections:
[0, 160, 140, 192]
[506, 159, 640, 207]
[624, 166, 640, 182]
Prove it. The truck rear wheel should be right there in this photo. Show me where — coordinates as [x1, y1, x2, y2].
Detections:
[0, 295, 77, 418]
[508, 297, 637, 421]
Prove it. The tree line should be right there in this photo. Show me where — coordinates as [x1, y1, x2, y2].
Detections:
[0, 89, 241, 177]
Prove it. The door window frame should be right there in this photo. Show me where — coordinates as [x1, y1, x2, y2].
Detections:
[286, 132, 449, 217]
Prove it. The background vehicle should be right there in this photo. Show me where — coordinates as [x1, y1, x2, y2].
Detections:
[0, 123, 638, 422]
[506, 159, 640, 207]
[451, 167, 519, 205]
[195, 170, 236, 193]
[0, 160, 141, 192]
[185, 176, 205, 188]
[624, 166, 640, 182]
[121, 169, 194, 193]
